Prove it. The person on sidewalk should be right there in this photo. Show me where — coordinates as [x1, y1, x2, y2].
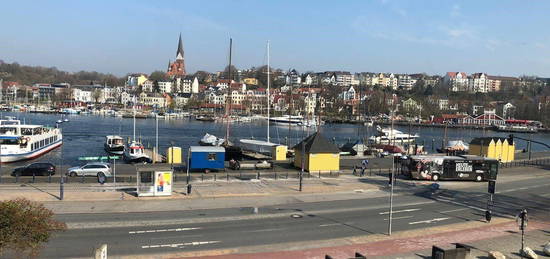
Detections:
[361, 159, 368, 177]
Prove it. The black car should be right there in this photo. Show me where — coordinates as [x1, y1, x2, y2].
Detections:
[11, 163, 56, 176]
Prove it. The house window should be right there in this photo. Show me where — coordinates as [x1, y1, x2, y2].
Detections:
[207, 153, 217, 161]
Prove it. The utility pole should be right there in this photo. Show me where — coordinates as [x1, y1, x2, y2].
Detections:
[155, 112, 159, 163]
[388, 108, 395, 235]
[300, 138, 304, 192]
[266, 40, 270, 143]
[59, 123, 64, 201]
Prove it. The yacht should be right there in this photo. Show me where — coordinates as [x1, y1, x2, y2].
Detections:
[104, 135, 125, 155]
[369, 126, 418, 144]
[199, 133, 226, 146]
[269, 115, 303, 124]
[495, 124, 538, 133]
[123, 140, 151, 163]
[0, 118, 62, 163]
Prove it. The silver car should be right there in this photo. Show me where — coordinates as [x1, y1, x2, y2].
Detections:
[67, 162, 112, 178]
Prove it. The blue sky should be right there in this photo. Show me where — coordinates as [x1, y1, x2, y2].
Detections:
[1, 0, 550, 77]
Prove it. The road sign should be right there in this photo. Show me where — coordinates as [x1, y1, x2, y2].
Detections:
[488, 180, 496, 194]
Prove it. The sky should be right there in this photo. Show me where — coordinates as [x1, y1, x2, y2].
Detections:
[1, 0, 550, 77]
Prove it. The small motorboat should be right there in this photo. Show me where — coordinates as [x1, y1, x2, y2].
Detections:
[124, 140, 152, 163]
[199, 133, 226, 146]
[104, 135, 125, 155]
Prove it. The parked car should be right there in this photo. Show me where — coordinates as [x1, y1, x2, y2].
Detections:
[67, 162, 112, 178]
[11, 163, 56, 176]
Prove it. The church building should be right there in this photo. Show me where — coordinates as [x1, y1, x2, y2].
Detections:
[167, 34, 186, 78]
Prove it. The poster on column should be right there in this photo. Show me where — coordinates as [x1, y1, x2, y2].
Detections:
[154, 171, 172, 196]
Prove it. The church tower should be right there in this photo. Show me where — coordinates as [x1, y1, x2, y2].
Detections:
[167, 34, 186, 77]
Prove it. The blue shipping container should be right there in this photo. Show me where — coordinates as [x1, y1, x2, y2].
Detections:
[189, 146, 225, 170]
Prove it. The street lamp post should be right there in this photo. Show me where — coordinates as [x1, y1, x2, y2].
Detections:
[58, 122, 64, 200]
[388, 108, 396, 235]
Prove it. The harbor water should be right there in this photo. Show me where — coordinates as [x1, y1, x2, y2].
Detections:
[2, 111, 550, 167]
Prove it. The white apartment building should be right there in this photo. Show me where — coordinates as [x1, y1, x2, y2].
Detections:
[468, 73, 489, 93]
[398, 74, 418, 90]
[158, 81, 173, 93]
[444, 72, 468, 92]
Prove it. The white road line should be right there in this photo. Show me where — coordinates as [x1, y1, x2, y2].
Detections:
[434, 197, 485, 212]
[319, 223, 342, 227]
[409, 217, 449, 225]
[383, 215, 413, 221]
[129, 227, 201, 234]
[141, 241, 220, 249]
[379, 208, 420, 215]
[440, 208, 468, 213]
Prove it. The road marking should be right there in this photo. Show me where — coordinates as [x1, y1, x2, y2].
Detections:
[384, 215, 413, 221]
[440, 208, 468, 213]
[434, 197, 485, 212]
[129, 227, 201, 234]
[379, 208, 420, 215]
[319, 223, 342, 227]
[496, 183, 550, 194]
[409, 217, 449, 225]
[142, 240, 220, 249]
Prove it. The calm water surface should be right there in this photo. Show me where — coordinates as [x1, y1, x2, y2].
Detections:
[2, 112, 549, 167]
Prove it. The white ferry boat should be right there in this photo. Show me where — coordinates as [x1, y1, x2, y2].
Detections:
[0, 118, 62, 163]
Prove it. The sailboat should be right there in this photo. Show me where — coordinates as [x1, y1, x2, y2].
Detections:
[124, 105, 152, 163]
[239, 41, 287, 158]
[220, 38, 243, 161]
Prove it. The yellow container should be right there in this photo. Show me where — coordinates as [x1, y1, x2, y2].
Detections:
[272, 145, 288, 161]
[166, 147, 182, 164]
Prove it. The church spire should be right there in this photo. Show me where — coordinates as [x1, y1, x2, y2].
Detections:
[176, 33, 184, 60]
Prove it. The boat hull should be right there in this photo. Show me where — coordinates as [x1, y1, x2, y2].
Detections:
[104, 144, 124, 155]
[1, 140, 62, 163]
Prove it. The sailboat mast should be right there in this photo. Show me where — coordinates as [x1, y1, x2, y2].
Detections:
[225, 38, 232, 145]
[266, 41, 270, 143]
[133, 104, 136, 141]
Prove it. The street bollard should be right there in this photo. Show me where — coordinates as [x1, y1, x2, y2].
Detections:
[286, 172, 289, 179]
[319, 171, 321, 178]
[201, 173, 204, 181]
[15, 173, 19, 183]
[32, 172, 35, 183]
[275, 172, 278, 180]
[257, 172, 260, 180]
[187, 184, 192, 195]
[214, 174, 217, 181]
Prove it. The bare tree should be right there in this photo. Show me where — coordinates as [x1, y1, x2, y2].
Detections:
[0, 198, 66, 258]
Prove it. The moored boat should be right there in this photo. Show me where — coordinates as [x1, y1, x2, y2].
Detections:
[0, 118, 62, 163]
[104, 135, 125, 155]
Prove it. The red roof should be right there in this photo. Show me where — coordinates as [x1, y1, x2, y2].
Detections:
[446, 72, 467, 78]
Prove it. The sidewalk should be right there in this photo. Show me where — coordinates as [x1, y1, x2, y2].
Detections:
[153, 219, 550, 259]
[1, 166, 548, 214]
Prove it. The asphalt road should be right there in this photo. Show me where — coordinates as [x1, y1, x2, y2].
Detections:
[34, 171, 550, 259]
